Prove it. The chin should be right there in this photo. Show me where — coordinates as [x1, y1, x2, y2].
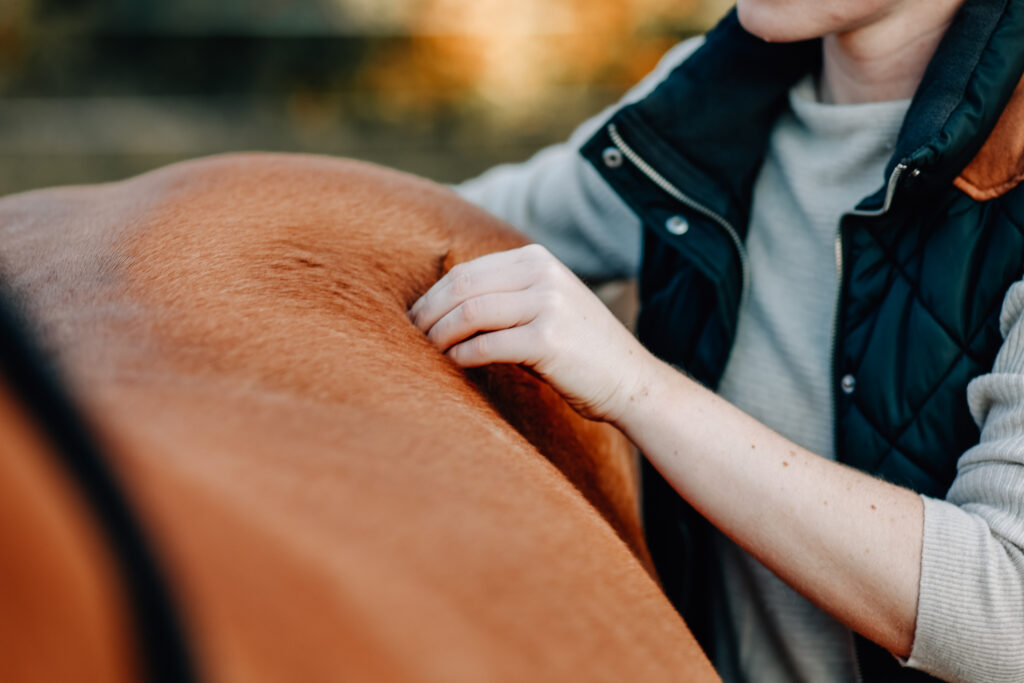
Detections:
[735, 1, 821, 43]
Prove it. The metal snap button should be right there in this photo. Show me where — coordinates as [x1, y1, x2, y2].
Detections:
[665, 215, 689, 235]
[602, 147, 623, 169]
[840, 374, 856, 394]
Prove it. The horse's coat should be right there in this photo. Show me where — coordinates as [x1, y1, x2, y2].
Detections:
[0, 153, 717, 682]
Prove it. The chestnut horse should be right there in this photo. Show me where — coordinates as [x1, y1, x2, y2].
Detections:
[0, 154, 717, 682]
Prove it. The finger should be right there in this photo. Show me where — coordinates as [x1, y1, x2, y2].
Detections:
[426, 291, 540, 351]
[409, 248, 541, 331]
[445, 326, 539, 368]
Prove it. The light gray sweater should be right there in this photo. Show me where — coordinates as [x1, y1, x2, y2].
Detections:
[710, 75, 908, 683]
[455, 38, 1024, 683]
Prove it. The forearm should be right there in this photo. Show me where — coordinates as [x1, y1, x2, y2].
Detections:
[616, 357, 924, 657]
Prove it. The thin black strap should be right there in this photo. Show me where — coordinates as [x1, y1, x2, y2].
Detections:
[0, 290, 197, 683]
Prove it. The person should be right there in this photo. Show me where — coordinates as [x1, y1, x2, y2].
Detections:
[409, 1, 1024, 681]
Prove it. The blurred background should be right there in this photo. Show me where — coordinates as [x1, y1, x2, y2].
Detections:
[0, 0, 732, 197]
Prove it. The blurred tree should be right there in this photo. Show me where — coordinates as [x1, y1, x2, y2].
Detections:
[359, 0, 727, 123]
[0, 0, 732, 195]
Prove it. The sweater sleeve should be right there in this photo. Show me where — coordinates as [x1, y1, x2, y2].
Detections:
[906, 280, 1024, 682]
[453, 37, 704, 281]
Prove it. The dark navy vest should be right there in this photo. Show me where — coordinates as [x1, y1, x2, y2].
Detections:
[580, 3, 1024, 680]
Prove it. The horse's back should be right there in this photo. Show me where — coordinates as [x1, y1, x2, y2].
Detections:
[0, 154, 717, 682]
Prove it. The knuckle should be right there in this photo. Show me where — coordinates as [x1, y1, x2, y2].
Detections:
[535, 319, 558, 350]
[538, 258, 562, 283]
[444, 261, 463, 283]
[522, 243, 548, 258]
[450, 270, 473, 297]
[459, 298, 480, 324]
[470, 334, 489, 359]
[540, 289, 563, 311]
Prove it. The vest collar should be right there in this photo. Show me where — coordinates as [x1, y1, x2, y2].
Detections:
[892, 0, 1024, 204]
[605, 12, 815, 236]
[607, 1, 1024, 220]
[955, 73, 1024, 200]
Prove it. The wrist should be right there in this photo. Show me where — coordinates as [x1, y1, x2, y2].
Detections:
[611, 354, 705, 445]
[608, 350, 669, 433]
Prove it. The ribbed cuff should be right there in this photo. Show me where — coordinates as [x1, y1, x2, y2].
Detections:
[906, 495, 1024, 682]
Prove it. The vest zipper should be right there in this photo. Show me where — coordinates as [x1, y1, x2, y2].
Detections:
[830, 160, 908, 683]
[830, 161, 908, 446]
[607, 123, 749, 302]
[612, 116, 911, 679]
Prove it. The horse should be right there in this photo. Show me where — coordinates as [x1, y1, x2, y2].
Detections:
[0, 153, 717, 682]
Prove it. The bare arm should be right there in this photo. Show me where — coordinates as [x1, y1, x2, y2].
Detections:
[618, 356, 923, 657]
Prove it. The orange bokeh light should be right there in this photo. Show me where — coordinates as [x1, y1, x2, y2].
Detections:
[357, 0, 725, 121]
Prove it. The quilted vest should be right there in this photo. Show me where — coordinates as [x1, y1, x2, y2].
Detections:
[581, 3, 1024, 681]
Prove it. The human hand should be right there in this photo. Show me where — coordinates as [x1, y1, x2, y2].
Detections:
[408, 244, 655, 423]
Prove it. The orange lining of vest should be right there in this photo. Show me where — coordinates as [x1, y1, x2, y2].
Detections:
[954, 74, 1024, 201]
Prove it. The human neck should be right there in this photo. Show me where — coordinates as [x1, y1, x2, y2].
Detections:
[820, 2, 962, 105]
